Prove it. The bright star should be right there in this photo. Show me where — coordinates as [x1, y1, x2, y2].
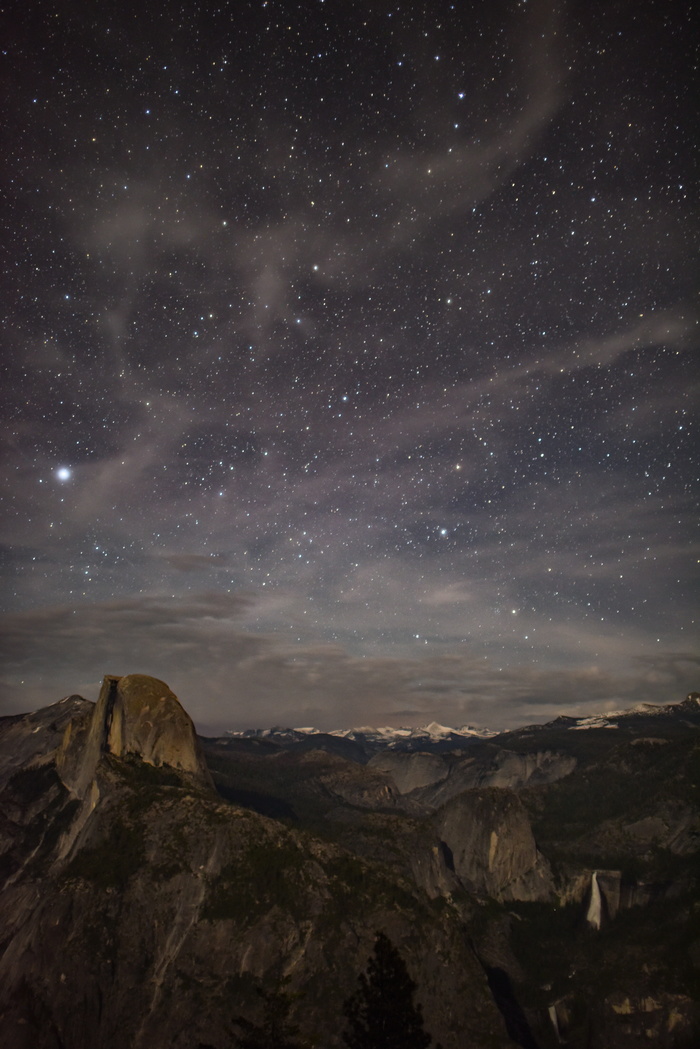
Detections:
[56, 468, 71, 481]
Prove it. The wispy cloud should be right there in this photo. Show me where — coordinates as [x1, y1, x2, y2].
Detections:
[1, 592, 695, 733]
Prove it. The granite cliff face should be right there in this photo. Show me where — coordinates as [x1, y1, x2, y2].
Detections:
[438, 788, 554, 902]
[368, 745, 577, 808]
[56, 674, 212, 798]
[0, 694, 92, 790]
[201, 693, 700, 1048]
[97, 673, 210, 774]
[0, 676, 509, 1049]
[1, 678, 698, 1049]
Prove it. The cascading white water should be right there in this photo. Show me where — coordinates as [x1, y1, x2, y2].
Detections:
[586, 870, 602, 929]
[548, 1004, 562, 1042]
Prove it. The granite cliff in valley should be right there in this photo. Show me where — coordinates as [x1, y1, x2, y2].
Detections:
[1, 676, 698, 1048]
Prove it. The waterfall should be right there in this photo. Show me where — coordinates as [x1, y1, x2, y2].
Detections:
[548, 1004, 562, 1042]
[586, 870, 602, 929]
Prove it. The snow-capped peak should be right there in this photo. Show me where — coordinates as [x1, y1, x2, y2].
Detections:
[328, 722, 496, 742]
[223, 695, 698, 743]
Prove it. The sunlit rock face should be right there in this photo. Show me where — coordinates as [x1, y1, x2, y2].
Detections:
[100, 674, 209, 776]
[57, 674, 213, 795]
[437, 788, 554, 902]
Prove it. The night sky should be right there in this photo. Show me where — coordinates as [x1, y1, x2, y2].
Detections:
[2, 0, 697, 733]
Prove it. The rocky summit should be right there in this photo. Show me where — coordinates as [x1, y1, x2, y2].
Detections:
[55, 673, 213, 797]
[0, 678, 699, 1049]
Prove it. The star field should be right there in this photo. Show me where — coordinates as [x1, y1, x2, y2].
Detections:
[1, 0, 697, 731]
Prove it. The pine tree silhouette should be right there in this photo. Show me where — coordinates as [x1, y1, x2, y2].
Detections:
[342, 932, 434, 1049]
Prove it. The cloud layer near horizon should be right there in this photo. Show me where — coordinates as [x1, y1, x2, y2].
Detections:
[2, 592, 698, 733]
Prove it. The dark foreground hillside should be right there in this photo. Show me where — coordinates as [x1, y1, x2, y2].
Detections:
[1, 675, 698, 1048]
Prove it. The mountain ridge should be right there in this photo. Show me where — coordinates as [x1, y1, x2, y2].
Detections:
[220, 692, 700, 750]
[1, 676, 698, 1048]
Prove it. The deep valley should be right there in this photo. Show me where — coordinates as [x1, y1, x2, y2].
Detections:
[1, 675, 698, 1048]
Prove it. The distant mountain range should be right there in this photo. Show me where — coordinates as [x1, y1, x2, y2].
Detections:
[224, 693, 700, 749]
[226, 719, 496, 744]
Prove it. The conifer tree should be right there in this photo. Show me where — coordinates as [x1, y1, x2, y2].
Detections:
[342, 932, 433, 1049]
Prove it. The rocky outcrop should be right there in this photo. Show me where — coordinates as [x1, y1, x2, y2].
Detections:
[409, 841, 463, 899]
[304, 749, 404, 810]
[616, 800, 700, 857]
[546, 991, 696, 1048]
[0, 695, 92, 789]
[437, 788, 554, 902]
[57, 674, 213, 796]
[561, 867, 677, 928]
[604, 992, 698, 1048]
[368, 750, 449, 793]
[370, 746, 577, 808]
